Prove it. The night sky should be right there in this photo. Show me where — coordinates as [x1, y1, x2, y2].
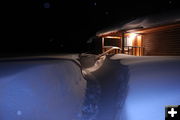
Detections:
[1, 0, 180, 55]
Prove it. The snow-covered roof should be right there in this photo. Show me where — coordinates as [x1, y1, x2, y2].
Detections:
[97, 10, 180, 36]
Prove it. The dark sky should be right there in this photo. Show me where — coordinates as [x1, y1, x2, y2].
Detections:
[1, 0, 180, 54]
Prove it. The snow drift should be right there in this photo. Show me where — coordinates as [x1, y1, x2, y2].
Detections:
[0, 58, 86, 120]
[110, 54, 180, 120]
[1, 54, 180, 120]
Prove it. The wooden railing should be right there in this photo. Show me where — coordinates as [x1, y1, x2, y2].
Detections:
[124, 46, 144, 56]
[98, 46, 144, 59]
[97, 46, 121, 59]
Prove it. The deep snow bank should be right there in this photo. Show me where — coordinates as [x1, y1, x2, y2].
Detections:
[110, 54, 180, 120]
[81, 54, 129, 120]
[0, 59, 86, 120]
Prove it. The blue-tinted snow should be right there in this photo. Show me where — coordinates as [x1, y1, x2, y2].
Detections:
[111, 54, 180, 120]
[0, 59, 86, 120]
[1, 54, 180, 120]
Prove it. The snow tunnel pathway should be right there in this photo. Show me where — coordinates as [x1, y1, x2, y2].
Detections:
[80, 56, 129, 120]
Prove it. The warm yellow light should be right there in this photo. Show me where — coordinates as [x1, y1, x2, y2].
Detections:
[129, 33, 137, 40]
[105, 36, 121, 39]
[127, 33, 138, 46]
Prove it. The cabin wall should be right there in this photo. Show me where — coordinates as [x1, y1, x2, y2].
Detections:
[143, 26, 180, 56]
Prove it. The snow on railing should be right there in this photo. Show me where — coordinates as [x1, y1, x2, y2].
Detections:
[96, 46, 121, 59]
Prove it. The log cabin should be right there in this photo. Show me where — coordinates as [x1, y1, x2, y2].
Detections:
[95, 10, 180, 56]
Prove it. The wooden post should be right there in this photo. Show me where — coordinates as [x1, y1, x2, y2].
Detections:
[102, 37, 104, 52]
[121, 32, 125, 53]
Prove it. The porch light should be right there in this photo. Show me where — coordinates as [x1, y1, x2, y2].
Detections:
[127, 33, 138, 46]
[129, 33, 138, 40]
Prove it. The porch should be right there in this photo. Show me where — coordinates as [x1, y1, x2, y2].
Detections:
[101, 32, 144, 56]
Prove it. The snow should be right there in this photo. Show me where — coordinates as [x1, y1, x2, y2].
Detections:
[1, 54, 180, 120]
[80, 54, 103, 120]
[81, 54, 128, 120]
[97, 10, 180, 36]
[79, 54, 180, 120]
[110, 54, 180, 120]
[0, 58, 86, 120]
[80, 54, 180, 120]
[121, 10, 180, 30]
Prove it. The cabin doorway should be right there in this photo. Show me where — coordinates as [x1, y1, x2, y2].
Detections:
[124, 34, 143, 56]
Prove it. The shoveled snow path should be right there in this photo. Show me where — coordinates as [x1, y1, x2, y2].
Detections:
[93, 57, 128, 120]
[81, 55, 129, 120]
